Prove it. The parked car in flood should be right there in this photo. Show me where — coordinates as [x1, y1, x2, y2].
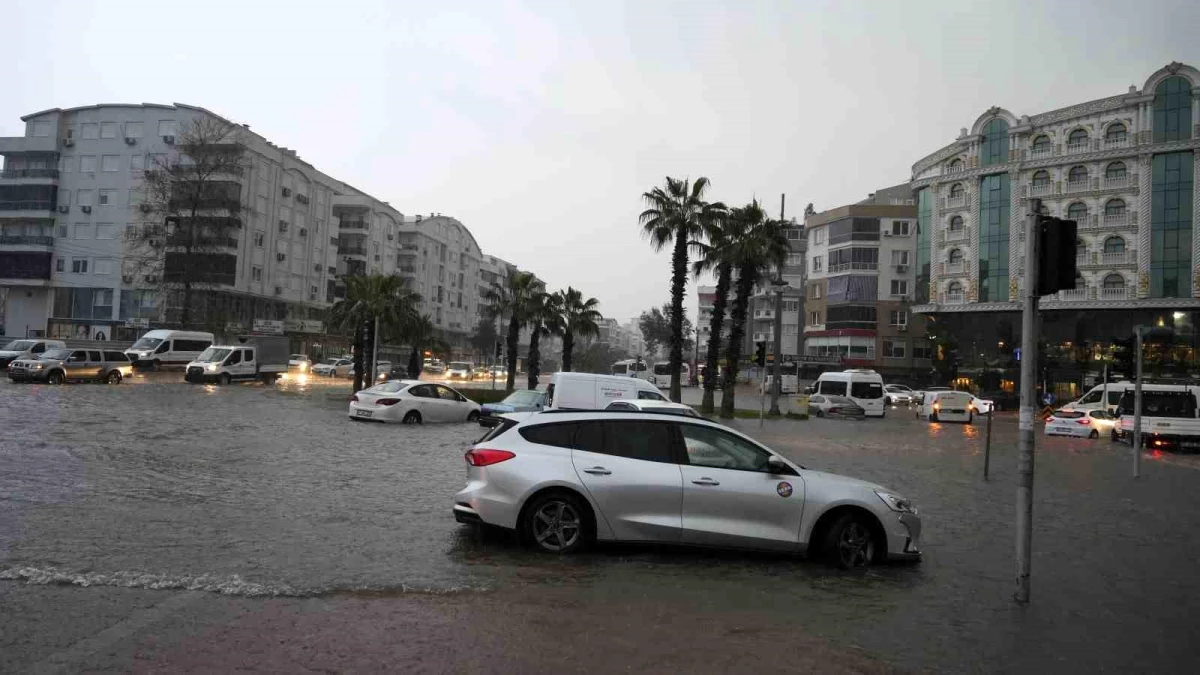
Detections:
[806, 395, 866, 419]
[8, 348, 133, 384]
[349, 380, 480, 424]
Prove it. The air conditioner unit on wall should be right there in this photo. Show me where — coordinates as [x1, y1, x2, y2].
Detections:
[162, 135, 175, 144]
[281, 187, 292, 197]
[896, 264, 908, 273]
[275, 286, 283, 295]
[883, 231, 893, 237]
[57, 205, 69, 213]
[124, 137, 137, 145]
[62, 138, 74, 147]
[277, 253, 286, 261]
[80, 205, 92, 213]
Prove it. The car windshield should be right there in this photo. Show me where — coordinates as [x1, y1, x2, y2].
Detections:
[653, 364, 670, 375]
[2, 340, 37, 351]
[41, 349, 71, 360]
[503, 390, 543, 406]
[196, 347, 231, 363]
[449, 362, 469, 370]
[131, 337, 163, 350]
[886, 385, 909, 392]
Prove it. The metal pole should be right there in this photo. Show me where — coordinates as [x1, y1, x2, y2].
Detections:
[693, 325, 700, 387]
[984, 404, 993, 480]
[1015, 198, 1040, 604]
[1133, 328, 1144, 477]
[759, 366, 766, 426]
[1102, 362, 1109, 413]
[371, 315, 380, 386]
[770, 283, 784, 415]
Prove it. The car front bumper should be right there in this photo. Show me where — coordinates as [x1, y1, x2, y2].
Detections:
[886, 512, 922, 561]
[7, 368, 50, 382]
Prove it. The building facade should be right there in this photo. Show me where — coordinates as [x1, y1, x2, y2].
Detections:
[910, 62, 1200, 395]
[748, 218, 807, 361]
[803, 185, 929, 376]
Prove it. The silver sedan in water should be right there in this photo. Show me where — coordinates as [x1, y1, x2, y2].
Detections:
[453, 411, 922, 568]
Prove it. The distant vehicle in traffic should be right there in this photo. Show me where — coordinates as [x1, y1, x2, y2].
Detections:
[814, 370, 886, 418]
[423, 358, 445, 374]
[453, 411, 922, 568]
[650, 361, 691, 390]
[611, 358, 650, 380]
[915, 386, 951, 405]
[806, 394, 866, 419]
[479, 389, 546, 425]
[920, 391, 975, 424]
[1112, 387, 1200, 451]
[472, 366, 492, 381]
[349, 380, 480, 424]
[1063, 382, 1130, 414]
[1045, 409, 1114, 438]
[446, 361, 473, 380]
[547, 372, 667, 410]
[312, 357, 353, 378]
[184, 336, 289, 385]
[884, 384, 915, 406]
[604, 399, 700, 417]
[970, 395, 996, 415]
[125, 330, 213, 370]
[8, 348, 132, 384]
[288, 355, 311, 372]
[0, 339, 66, 370]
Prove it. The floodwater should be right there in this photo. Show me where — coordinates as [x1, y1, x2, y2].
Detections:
[2, 376, 1199, 673]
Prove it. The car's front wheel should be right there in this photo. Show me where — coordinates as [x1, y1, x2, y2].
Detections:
[523, 492, 587, 554]
[467, 410, 479, 423]
[46, 370, 64, 385]
[402, 410, 422, 425]
[106, 370, 122, 384]
[823, 512, 877, 570]
[218, 373, 231, 386]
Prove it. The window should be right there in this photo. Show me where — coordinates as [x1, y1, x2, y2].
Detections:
[74, 223, 92, 240]
[100, 123, 117, 139]
[158, 120, 178, 137]
[252, 266, 263, 281]
[891, 250, 910, 266]
[94, 258, 117, 276]
[1068, 129, 1089, 146]
[785, 228, 801, 240]
[783, 299, 800, 312]
[1031, 135, 1051, 154]
[812, 228, 825, 245]
[519, 422, 578, 448]
[827, 217, 880, 244]
[1150, 151, 1194, 298]
[883, 340, 906, 358]
[578, 421, 673, 463]
[948, 249, 964, 264]
[891, 220, 910, 235]
[950, 183, 964, 199]
[785, 252, 804, 267]
[1154, 76, 1192, 143]
[1105, 199, 1126, 216]
[809, 311, 821, 325]
[104, 351, 129, 362]
[818, 380, 847, 396]
[890, 280, 909, 296]
[95, 223, 117, 239]
[1032, 170, 1051, 186]
[71, 258, 89, 273]
[81, 123, 99, 140]
[254, 231, 264, 247]
[980, 118, 1009, 166]
[125, 122, 143, 139]
[1104, 236, 1125, 254]
[947, 158, 963, 172]
[227, 351, 242, 366]
[98, 189, 117, 205]
[130, 154, 144, 171]
[636, 390, 667, 401]
[56, 258, 64, 272]
[80, 155, 97, 173]
[1068, 166, 1088, 183]
[889, 310, 908, 326]
[949, 215, 964, 231]
[678, 424, 776, 473]
[810, 285, 822, 300]
[912, 341, 933, 359]
[1106, 162, 1127, 179]
[1067, 202, 1088, 221]
[783, 323, 798, 336]
[1103, 273, 1126, 290]
[978, 173, 1011, 302]
[27, 121, 51, 137]
[1105, 123, 1127, 143]
[811, 256, 822, 272]
[948, 281, 964, 295]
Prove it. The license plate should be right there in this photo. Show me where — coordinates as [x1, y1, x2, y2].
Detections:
[355, 409, 372, 418]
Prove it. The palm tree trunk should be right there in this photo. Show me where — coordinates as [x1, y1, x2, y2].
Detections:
[701, 263, 731, 414]
[720, 267, 756, 417]
[562, 330, 575, 372]
[505, 317, 520, 392]
[351, 320, 367, 393]
[528, 327, 541, 391]
[668, 232, 689, 403]
[407, 347, 420, 379]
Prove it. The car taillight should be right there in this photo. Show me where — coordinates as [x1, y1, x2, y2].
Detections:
[465, 448, 515, 466]
[828, 407, 840, 414]
[1076, 418, 1091, 426]
[376, 398, 400, 406]
[351, 394, 359, 402]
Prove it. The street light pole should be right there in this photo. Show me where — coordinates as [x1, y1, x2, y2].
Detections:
[1133, 326, 1144, 478]
[1015, 198, 1040, 604]
[769, 277, 786, 415]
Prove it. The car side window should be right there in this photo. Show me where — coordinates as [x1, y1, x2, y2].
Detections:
[409, 384, 434, 398]
[244, 349, 254, 362]
[519, 423, 578, 448]
[574, 420, 604, 453]
[32, 343, 46, 354]
[156, 342, 171, 354]
[69, 350, 88, 362]
[227, 351, 242, 365]
[87, 350, 101, 361]
[678, 424, 776, 473]
[436, 386, 462, 401]
[819, 380, 847, 396]
[601, 421, 674, 463]
[637, 390, 667, 401]
[103, 351, 127, 362]
[1079, 391, 1101, 404]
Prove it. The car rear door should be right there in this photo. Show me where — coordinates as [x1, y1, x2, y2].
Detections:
[570, 420, 683, 543]
[436, 385, 469, 421]
[674, 422, 805, 551]
[407, 384, 442, 421]
[86, 350, 105, 380]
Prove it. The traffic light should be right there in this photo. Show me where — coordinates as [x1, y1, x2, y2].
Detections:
[1111, 337, 1134, 378]
[754, 341, 767, 367]
[1036, 215, 1078, 296]
[495, 341, 502, 358]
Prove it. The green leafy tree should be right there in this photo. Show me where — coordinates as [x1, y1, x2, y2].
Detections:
[557, 287, 602, 372]
[720, 201, 789, 417]
[327, 274, 421, 393]
[638, 303, 693, 359]
[690, 211, 739, 414]
[484, 270, 544, 392]
[574, 342, 632, 374]
[640, 176, 726, 402]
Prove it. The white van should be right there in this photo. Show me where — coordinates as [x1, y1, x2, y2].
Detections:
[1063, 381, 1133, 414]
[920, 390, 976, 423]
[611, 359, 651, 381]
[651, 361, 691, 389]
[547, 372, 668, 410]
[0, 338, 66, 369]
[813, 369, 886, 418]
[125, 330, 215, 370]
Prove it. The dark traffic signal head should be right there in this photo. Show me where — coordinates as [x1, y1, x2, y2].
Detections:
[754, 341, 767, 367]
[1037, 216, 1078, 296]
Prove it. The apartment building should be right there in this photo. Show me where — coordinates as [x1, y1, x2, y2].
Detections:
[803, 184, 929, 376]
[745, 218, 807, 360]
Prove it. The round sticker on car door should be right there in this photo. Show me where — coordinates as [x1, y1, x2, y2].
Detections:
[776, 481, 793, 498]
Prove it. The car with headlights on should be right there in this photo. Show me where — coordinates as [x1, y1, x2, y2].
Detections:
[453, 411, 921, 568]
[8, 348, 133, 385]
[479, 389, 546, 426]
[884, 384, 915, 406]
[288, 354, 311, 372]
[349, 380, 481, 424]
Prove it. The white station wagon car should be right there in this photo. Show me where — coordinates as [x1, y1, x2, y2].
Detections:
[454, 411, 922, 568]
[349, 380, 481, 424]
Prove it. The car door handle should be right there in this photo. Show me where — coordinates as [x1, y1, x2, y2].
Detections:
[583, 466, 612, 475]
[692, 478, 720, 486]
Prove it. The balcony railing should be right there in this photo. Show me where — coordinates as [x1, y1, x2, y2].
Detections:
[1102, 175, 1130, 189]
[1101, 250, 1131, 266]
[1030, 182, 1054, 197]
[942, 292, 966, 305]
[1103, 212, 1129, 226]
[0, 200, 54, 211]
[339, 246, 368, 256]
[0, 169, 59, 179]
[1065, 179, 1089, 193]
[399, 265, 416, 274]
[1104, 136, 1131, 150]
[1100, 286, 1133, 300]
[754, 309, 776, 320]
[339, 220, 368, 230]
[1065, 142, 1090, 155]
[166, 235, 238, 249]
[1058, 288, 1089, 301]
[944, 195, 966, 209]
[1030, 147, 1053, 159]
[828, 262, 878, 273]
[945, 227, 968, 242]
[1075, 254, 1088, 267]
[945, 261, 966, 274]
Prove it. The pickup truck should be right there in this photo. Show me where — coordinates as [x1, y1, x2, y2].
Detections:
[184, 335, 289, 385]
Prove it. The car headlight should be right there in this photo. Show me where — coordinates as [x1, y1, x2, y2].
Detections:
[875, 491, 916, 514]
[206, 364, 219, 372]
[34, 363, 45, 370]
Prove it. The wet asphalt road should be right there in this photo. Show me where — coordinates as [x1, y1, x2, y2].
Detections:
[2, 376, 1200, 673]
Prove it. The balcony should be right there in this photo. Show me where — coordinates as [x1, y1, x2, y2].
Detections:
[804, 324, 825, 332]
[944, 195, 966, 209]
[1030, 146, 1053, 159]
[1058, 288, 1089, 302]
[945, 227, 968, 243]
[1100, 286, 1133, 300]
[1101, 250, 1132, 266]
[331, 194, 374, 211]
[165, 235, 239, 249]
[754, 309, 776, 320]
[1029, 182, 1054, 197]
[1102, 175, 1131, 189]
[339, 245, 368, 257]
[942, 292, 966, 305]
[752, 332, 774, 343]
[944, 260, 966, 275]
[1065, 142, 1090, 155]
[0, 136, 58, 154]
[828, 262, 878, 273]
[0, 234, 54, 250]
[1103, 212, 1129, 227]
[0, 250, 52, 283]
[338, 219, 368, 230]
[1065, 179, 1089, 194]
[1104, 136, 1131, 150]
[1075, 253, 1088, 268]
[0, 200, 55, 218]
[0, 169, 59, 181]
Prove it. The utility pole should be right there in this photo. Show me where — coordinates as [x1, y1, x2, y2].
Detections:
[1133, 327, 1144, 478]
[1015, 198, 1040, 604]
[693, 325, 700, 387]
[770, 193, 786, 416]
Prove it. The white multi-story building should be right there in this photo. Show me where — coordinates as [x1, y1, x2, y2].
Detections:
[0, 103, 509, 351]
[910, 61, 1200, 390]
[748, 218, 806, 359]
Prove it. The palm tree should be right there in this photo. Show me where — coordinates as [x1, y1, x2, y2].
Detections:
[525, 291, 563, 390]
[720, 201, 789, 418]
[484, 270, 543, 392]
[327, 274, 422, 393]
[403, 315, 449, 379]
[558, 287, 603, 372]
[639, 176, 726, 403]
[690, 211, 741, 414]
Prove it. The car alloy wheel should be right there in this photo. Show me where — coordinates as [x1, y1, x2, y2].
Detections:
[526, 495, 584, 553]
[402, 411, 422, 424]
[106, 370, 121, 384]
[467, 410, 479, 423]
[1089, 430, 1099, 439]
[47, 371, 64, 385]
[825, 513, 876, 570]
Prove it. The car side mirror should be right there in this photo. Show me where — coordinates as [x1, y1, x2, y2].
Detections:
[767, 455, 790, 475]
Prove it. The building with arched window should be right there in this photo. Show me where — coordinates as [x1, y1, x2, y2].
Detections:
[910, 62, 1200, 391]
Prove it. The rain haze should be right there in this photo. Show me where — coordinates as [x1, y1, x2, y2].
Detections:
[3, 0, 1197, 320]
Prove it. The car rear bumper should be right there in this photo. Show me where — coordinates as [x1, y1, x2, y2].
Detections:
[454, 477, 521, 530]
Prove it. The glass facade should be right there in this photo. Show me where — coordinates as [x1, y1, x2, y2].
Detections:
[1150, 151, 1194, 298]
[1153, 76, 1193, 143]
[979, 118, 1009, 167]
[916, 188, 931, 303]
[978, 174, 1010, 302]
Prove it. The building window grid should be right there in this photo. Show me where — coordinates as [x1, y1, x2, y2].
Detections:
[1153, 76, 1193, 143]
[1150, 151, 1194, 298]
[978, 174, 1010, 302]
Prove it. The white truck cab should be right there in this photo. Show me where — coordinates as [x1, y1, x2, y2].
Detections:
[184, 335, 289, 385]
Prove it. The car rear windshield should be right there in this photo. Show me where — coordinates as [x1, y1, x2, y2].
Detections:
[1053, 410, 1085, 419]
[476, 418, 519, 444]
[1117, 391, 1197, 418]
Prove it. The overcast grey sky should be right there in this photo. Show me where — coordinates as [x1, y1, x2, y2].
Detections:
[5, 0, 1198, 322]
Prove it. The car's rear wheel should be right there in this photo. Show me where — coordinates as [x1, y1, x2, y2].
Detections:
[467, 410, 479, 423]
[218, 373, 231, 386]
[823, 512, 877, 570]
[967, 412, 974, 424]
[46, 370, 64, 385]
[523, 492, 587, 554]
[106, 370, 121, 385]
[930, 412, 939, 422]
[816, 410, 824, 417]
[402, 410, 422, 425]
[1089, 430, 1099, 439]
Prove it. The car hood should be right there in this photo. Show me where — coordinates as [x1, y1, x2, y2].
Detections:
[801, 469, 887, 493]
[0, 350, 23, 358]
